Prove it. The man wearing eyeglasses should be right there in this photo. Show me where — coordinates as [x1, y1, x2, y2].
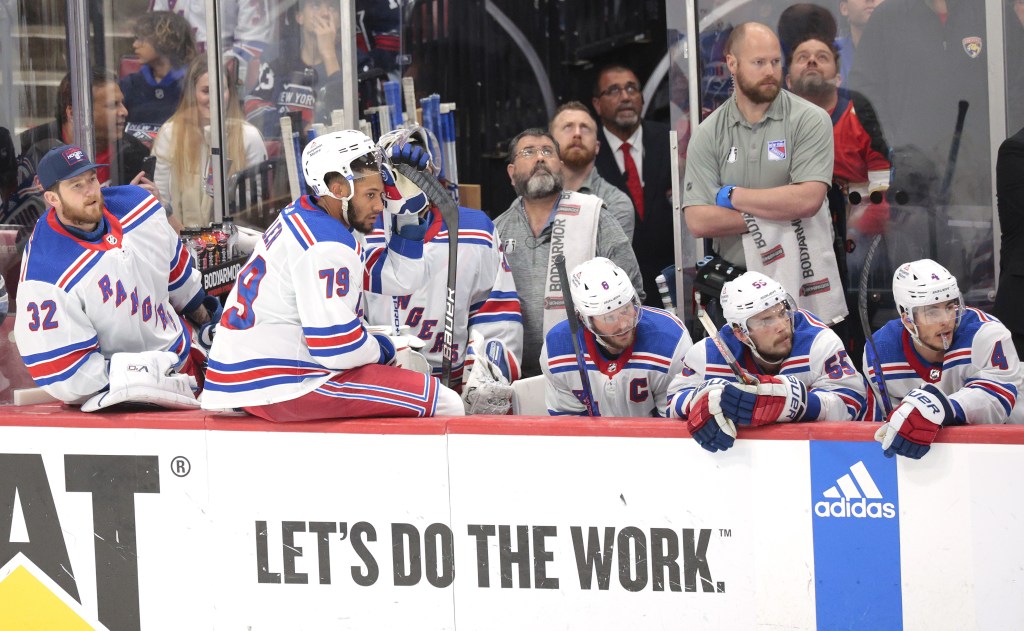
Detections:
[494, 127, 644, 377]
[592, 64, 674, 308]
[865, 259, 1024, 460]
[666, 271, 868, 453]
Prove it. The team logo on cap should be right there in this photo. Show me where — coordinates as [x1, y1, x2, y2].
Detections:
[962, 37, 982, 59]
[767, 139, 787, 161]
[62, 147, 86, 165]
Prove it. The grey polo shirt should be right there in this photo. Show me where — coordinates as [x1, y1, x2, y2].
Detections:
[579, 167, 636, 241]
[683, 90, 834, 265]
[493, 193, 645, 377]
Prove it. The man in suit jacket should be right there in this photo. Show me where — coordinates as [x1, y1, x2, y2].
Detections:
[995, 126, 1024, 357]
[592, 64, 674, 307]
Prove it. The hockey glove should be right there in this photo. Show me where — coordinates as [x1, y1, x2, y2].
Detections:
[462, 332, 515, 415]
[720, 374, 808, 426]
[81, 351, 199, 412]
[875, 384, 954, 459]
[673, 379, 734, 452]
[373, 333, 397, 366]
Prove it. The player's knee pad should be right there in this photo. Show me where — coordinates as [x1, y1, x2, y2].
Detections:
[434, 383, 466, 417]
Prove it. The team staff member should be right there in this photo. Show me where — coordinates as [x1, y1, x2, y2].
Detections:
[667, 272, 867, 452]
[683, 22, 846, 325]
[202, 130, 465, 420]
[16, 145, 216, 408]
[867, 260, 1024, 459]
[541, 257, 692, 416]
[494, 127, 643, 377]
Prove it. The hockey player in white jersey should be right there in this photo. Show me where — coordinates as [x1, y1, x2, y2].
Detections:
[667, 272, 868, 452]
[866, 259, 1024, 459]
[540, 257, 692, 416]
[364, 127, 523, 414]
[202, 129, 465, 420]
[15, 145, 218, 410]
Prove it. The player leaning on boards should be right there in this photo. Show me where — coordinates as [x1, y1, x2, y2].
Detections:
[364, 127, 523, 414]
[15, 144, 219, 411]
[201, 129, 465, 420]
[866, 259, 1024, 459]
[540, 257, 692, 416]
[667, 272, 868, 452]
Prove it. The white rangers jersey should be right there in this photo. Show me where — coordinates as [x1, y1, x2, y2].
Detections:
[540, 307, 693, 417]
[863, 309, 1024, 423]
[667, 310, 869, 421]
[202, 195, 428, 409]
[364, 206, 523, 387]
[15, 186, 203, 403]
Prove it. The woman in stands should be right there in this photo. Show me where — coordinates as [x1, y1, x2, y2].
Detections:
[152, 56, 267, 227]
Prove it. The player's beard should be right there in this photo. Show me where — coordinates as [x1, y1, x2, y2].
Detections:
[514, 164, 564, 200]
[345, 202, 379, 234]
[560, 143, 596, 170]
[57, 191, 103, 228]
[736, 68, 781, 104]
[789, 71, 837, 100]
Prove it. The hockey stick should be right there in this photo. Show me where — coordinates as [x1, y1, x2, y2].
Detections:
[280, 115, 301, 200]
[554, 255, 598, 416]
[395, 164, 458, 388]
[858, 234, 894, 416]
[694, 291, 757, 386]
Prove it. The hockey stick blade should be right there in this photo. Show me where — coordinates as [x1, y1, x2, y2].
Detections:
[395, 164, 458, 388]
[555, 255, 599, 416]
[694, 291, 756, 385]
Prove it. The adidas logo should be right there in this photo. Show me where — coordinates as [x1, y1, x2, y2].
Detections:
[814, 461, 896, 519]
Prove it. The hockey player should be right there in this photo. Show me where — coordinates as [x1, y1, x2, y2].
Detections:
[540, 257, 692, 416]
[201, 129, 465, 420]
[667, 271, 868, 452]
[15, 144, 219, 410]
[363, 128, 523, 414]
[867, 259, 1024, 459]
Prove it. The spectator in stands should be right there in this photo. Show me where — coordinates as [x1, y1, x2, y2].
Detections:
[121, 11, 197, 149]
[549, 102, 635, 241]
[835, 0, 885, 81]
[784, 35, 891, 364]
[153, 56, 267, 227]
[149, 0, 278, 96]
[494, 127, 644, 377]
[7, 70, 152, 232]
[244, 0, 347, 137]
[591, 63, 673, 307]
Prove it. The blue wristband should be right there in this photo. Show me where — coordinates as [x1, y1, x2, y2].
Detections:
[716, 185, 736, 210]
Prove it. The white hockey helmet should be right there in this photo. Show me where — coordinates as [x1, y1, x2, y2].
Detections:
[377, 126, 434, 215]
[301, 129, 383, 201]
[720, 271, 795, 335]
[892, 258, 963, 328]
[569, 257, 641, 338]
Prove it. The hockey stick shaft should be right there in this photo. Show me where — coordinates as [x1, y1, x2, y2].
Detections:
[693, 291, 756, 385]
[280, 115, 301, 200]
[938, 100, 969, 207]
[395, 164, 457, 388]
[858, 234, 894, 416]
[554, 255, 598, 416]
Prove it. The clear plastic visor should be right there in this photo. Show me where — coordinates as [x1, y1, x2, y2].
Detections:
[744, 298, 796, 333]
[584, 299, 641, 339]
[909, 298, 963, 326]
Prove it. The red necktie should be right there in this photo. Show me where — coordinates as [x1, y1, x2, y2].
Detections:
[620, 142, 644, 221]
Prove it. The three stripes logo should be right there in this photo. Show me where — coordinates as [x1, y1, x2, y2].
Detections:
[814, 460, 896, 519]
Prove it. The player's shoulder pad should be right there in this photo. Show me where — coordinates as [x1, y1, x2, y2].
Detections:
[280, 196, 358, 251]
[869, 318, 908, 363]
[790, 310, 832, 357]
[633, 307, 689, 355]
[101, 185, 162, 222]
[961, 307, 1013, 354]
[543, 318, 581, 356]
[21, 212, 95, 289]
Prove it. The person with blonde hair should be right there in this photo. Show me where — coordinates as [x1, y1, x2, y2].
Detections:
[152, 56, 266, 226]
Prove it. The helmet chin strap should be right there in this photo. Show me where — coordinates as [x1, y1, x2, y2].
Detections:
[736, 325, 786, 367]
[903, 314, 953, 353]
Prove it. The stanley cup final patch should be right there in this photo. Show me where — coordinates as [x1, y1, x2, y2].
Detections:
[962, 36, 982, 58]
[767, 139, 787, 161]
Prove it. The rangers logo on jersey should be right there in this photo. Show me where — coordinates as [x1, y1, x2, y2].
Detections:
[767, 139, 787, 160]
[962, 37, 982, 59]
